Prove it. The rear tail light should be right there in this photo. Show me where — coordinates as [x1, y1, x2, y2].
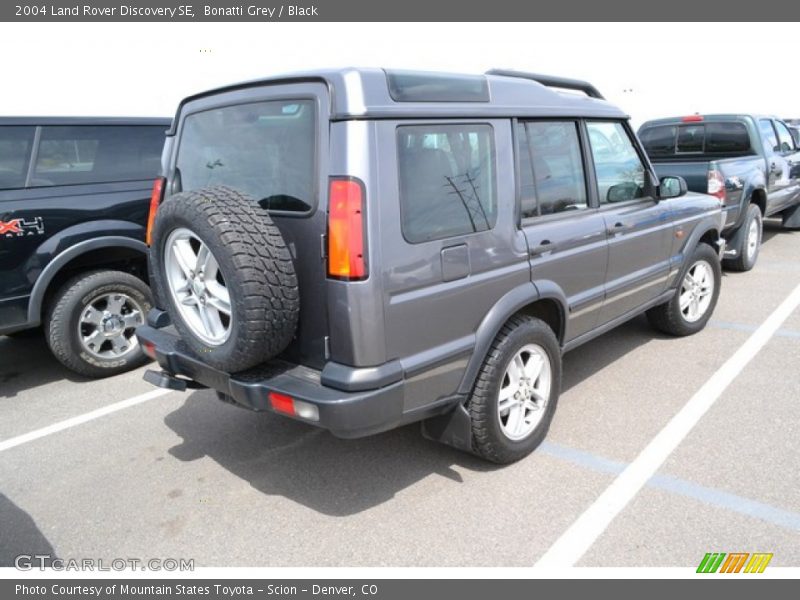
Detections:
[327, 177, 367, 280]
[145, 177, 166, 246]
[268, 391, 319, 421]
[682, 114, 704, 122]
[141, 340, 156, 360]
[707, 169, 726, 203]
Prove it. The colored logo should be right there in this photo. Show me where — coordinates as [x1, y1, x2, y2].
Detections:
[0, 217, 45, 238]
[697, 552, 773, 573]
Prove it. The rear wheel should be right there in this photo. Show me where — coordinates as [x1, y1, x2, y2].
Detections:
[45, 270, 152, 377]
[723, 204, 762, 272]
[647, 243, 721, 336]
[468, 315, 561, 464]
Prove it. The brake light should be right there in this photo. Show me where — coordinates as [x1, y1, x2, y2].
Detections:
[141, 340, 156, 360]
[269, 391, 295, 415]
[682, 115, 704, 122]
[707, 169, 726, 203]
[145, 177, 165, 246]
[268, 391, 319, 421]
[327, 177, 367, 280]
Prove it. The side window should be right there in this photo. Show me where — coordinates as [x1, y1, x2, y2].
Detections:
[0, 126, 35, 190]
[33, 126, 164, 187]
[397, 123, 497, 244]
[774, 121, 796, 153]
[758, 119, 779, 154]
[587, 121, 647, 204]
[522, 120, 587, 216]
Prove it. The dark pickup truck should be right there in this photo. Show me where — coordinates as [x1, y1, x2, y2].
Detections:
[639, 114, 800, 271]
[1, 117, 169, 376]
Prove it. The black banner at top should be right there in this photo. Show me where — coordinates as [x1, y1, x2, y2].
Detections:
[2, 0, 800, 21]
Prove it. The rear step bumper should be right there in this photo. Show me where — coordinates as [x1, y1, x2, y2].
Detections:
[135, 317, 406, 439]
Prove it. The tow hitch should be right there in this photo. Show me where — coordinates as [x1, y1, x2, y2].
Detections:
[143, 369, 207, 392]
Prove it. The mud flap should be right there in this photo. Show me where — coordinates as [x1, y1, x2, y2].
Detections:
[723, 219, 746, 259]
[782, 204, 800, 229]
[421, 402, 474, 453]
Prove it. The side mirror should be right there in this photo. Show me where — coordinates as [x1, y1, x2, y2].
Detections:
[659, 175, 687, 200]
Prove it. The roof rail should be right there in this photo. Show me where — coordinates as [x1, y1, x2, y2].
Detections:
[486, 69, 605, 100]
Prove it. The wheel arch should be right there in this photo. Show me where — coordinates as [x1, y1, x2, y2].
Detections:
[27, 236, 149, 326]
[457, 282, 566, 396]
[749, 187, 767, 216]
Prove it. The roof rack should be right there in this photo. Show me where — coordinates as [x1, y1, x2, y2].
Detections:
[486, 69, 605, 100]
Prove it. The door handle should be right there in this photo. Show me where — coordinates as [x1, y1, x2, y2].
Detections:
[607, 221, 628, 235]
[530, 239, 554, 256]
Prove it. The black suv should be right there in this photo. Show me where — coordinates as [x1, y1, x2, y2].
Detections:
[0, 117, 169, 376]
[138, 69, 725, 463]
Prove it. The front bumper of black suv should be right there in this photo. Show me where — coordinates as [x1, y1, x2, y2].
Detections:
[135, 312, 408, 439]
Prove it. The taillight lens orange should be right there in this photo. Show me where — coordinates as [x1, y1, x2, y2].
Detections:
[145, 177, 165, 246]
[327, 178, 367, 280]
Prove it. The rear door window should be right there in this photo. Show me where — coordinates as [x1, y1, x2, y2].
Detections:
[520, 120, 588, 217]
[759, 119, 780, 154]
[177, 100, 316, 213]
[33, 126, 165, 187]
[397, 123, 497, 243]
[0, 126, 35, 190]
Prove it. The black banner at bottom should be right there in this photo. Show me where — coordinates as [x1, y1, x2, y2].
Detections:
[2, 579, 795, 600]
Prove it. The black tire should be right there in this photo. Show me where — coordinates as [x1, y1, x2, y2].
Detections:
[647, 243, 721, 337]
[468, 315, 561, 464]
[45, 270, 153, 378]
[149, 186, 299, 372]
[723, 204, 762, 272]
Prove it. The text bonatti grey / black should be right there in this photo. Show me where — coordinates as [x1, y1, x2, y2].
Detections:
[39, 5, 318, 18]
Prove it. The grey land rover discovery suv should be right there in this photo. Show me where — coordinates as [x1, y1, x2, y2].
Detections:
[138, 68, 725, 464]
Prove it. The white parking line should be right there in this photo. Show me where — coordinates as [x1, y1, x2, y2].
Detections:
[0, 388, 172, 453]
[536, 280, 800, 568]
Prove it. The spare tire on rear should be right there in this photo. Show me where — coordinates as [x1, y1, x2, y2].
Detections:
[149, 186, 299, 372]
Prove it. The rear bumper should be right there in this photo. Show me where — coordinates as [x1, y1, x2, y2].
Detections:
[136, 321, 409, 439]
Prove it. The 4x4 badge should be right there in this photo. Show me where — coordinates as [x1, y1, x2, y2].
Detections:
[0, 217, 45, 238]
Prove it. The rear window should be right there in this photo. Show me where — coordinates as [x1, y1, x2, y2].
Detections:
[641, 121, 751, 157]
[176, 100, 316, 213]
[33, 126, 165, 187]
[397, 123, 497, 243]
[677, 125, 704, 153]
[705, 123, 750, 153]
[0, 126, 35, 190]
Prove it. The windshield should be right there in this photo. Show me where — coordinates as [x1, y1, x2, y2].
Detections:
[176, 99, 316, 212]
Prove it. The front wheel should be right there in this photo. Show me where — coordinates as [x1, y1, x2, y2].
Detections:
[45, 270, 153, 377]
[647, 243, 721, 336]
[468, 315, 561, 464]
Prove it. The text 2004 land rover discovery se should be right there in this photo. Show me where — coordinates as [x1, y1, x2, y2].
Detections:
[138, 69, 725, 464]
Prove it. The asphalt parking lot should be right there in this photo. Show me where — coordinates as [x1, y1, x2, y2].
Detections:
[1, 221, 799, 569]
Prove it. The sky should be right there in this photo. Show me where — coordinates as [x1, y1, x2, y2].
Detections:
[1, 22, 798, 128]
